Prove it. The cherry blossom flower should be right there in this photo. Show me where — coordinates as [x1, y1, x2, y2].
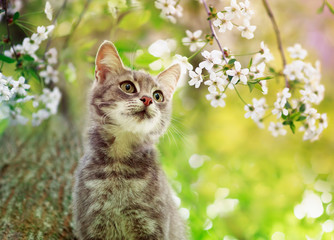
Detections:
[238, 20, 256, 39]
[182, 30, 205, 52]
[287, 43, 308, 60]
[188, 67, 203, 88]
[45, 48, 58, 65]
[199, 50, 223, 71]
[244, 98, 266, 120]
[226, 61, 249, 85]
[205, 71, 228, 93]
[206, 92, 227, 108]
[44, 1, 53, 21]
[10, 76, 30, 96]
[268, 122, 287, 137]
[224, 0, 241, 20]
[32, 109, 50, 126]
[239, 0, 254, 19]
[0, 80, 12, 102]
[213, 12, 233, 33]
[155, 0, 182, 23]
[9, 108, 29, 125]
[173, 54, 193, 74]
[40, 65, 59, 84]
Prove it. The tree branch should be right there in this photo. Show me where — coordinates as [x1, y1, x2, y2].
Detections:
[262, 0, 289, 88]
[62, 0, 91, 49]
[201, 0, 228, 64]
[2, 0, 19, 61]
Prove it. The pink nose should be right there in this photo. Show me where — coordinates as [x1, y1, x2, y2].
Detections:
[140, 96, 153, 106]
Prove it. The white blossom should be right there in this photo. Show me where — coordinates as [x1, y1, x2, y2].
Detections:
[213, 12, 233, 33]
[272, 88, 291, 118]
[40, 65, 59, 84]
[205, 71, 228, 93]
[22, 37, 39, 56]
[0, 74, 12, 101]
[224, 0, 241, 20]
[238, 20, 256, 39]
[268, 122, 287, 137]
[287, 43, 307, 60]
[244, 98, 266, 123]
[188, 67, 203, 88]
[9, 108, 29, 125]
[226, 61, 249, 85]
[32, 109, 50, 126]
[173, 54, 193, 74]
[44, 1, 53, 21]
[45, 48, 58, 65]
[155, 0, 182, 23]
[199, 50, 222, 71]
[206, 92, 227, 108]
[283, 60, 305, 81]
[39, 87, 62, 114]
[239, 0, 254, 19]
[318, 113, 328, 130]
[182, 30, 205, 52]
[148, 39, 176, 58]
[258, 41, 274, 63]
[10, 76, 30, 96]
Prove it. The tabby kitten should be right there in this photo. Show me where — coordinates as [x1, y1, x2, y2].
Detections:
[72, 41, 187, 240]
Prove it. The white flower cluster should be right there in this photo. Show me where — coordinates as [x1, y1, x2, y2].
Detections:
[154, 0, 183, 23]
[188, 41, 273, 108]
[213, 0, 256, 39]
[182, 30, 206, 52]
[32, 87, 61, 126]
[0, 2, 61, 127]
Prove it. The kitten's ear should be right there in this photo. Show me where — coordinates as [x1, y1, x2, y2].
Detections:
[95, 40, 125, 83]
[156, 64, 181, 96]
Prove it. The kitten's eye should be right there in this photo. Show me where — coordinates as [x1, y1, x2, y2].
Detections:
[153, 91, 164, 102]
[120, 81, 136, 93]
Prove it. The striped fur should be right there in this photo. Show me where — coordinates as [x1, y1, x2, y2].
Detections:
[72, 41, 187, 240]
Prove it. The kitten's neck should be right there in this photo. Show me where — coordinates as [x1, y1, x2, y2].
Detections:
[88, 125, 155, 160]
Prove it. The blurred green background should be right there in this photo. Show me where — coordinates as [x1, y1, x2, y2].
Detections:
[1, 0, 334, 239]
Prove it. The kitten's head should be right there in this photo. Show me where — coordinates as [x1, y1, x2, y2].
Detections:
[90, 40, 180, 139]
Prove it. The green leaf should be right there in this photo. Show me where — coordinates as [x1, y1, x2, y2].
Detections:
[28, 69, 40, 81]
[254, 83, 263, 92]
[296, 116, 307, 121]
[228, 59, 236, 65]
[299, 103, 306, 113]
[13, 11, 20, 21]
[134, 51, 158, 66]
[247, 82, 255, 93]
[326, 1, 334, 14]
[283, 120, 291, 125]
[281, 114, 288, 120]
[290, 112, 300, 120]
[0, 118, 9, 136]
[269, 67, 276, 74]
[23, 55, 34, 62]
[285, 101, 292, 109]
[318, 0, 326, 13]
[256, 76, 274, 80]
[118, 10, 151, 30]
[248, 58, 253, 68]
[290, 122, 296, 134]
[0, 54, 16, 63]
[114, 40, 141, 52]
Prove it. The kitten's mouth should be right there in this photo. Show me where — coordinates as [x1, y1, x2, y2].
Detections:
[134, 109, 152, 119]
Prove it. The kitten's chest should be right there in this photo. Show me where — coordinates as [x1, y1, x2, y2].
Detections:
[82, 160, 152, 205]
